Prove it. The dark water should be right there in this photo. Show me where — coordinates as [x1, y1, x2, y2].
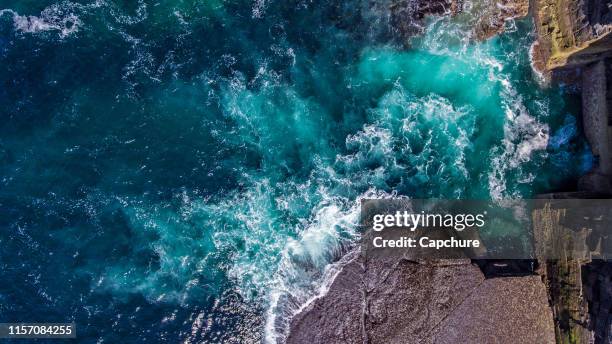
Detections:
[0, 0, 592, 343]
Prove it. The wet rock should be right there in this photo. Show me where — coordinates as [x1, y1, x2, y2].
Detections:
[390, 0, 530, 43]
[583, 261, 612, 343]
[472, 0, 529, 40]
[390, 0, 459, 39]
[578, 59, 612, 194]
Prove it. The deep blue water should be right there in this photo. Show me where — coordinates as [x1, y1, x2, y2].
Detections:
[0, 0, 592, 343]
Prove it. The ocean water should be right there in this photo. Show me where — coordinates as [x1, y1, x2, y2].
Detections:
[0, 0, 592, 343]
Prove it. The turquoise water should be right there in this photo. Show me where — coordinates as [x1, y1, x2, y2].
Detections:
[0, 1, 591, 342]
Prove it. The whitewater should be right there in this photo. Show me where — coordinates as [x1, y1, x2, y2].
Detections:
[0, 0, 592, 343]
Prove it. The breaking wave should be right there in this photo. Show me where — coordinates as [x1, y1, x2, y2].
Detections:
[0, 1, 592, 343]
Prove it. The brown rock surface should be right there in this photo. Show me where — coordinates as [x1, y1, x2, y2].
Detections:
[532, 0, 612, 71]
[390, 0, 459, 39]
[286, 256, 555, 344]
[531, 1, 612, 195]
[473, 0, 530, 40]
[390, 0, 530, 42]
[430, 276, 556, 344]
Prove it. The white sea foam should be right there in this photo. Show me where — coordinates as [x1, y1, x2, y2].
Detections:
[261, 185, 400, 344]
[489, 75, 550, 199]
[252, 0, 268, 19]
[418, 16, 552, 199]
[257, 81, 481, 342]
[109, 0, 148, 25]
[0, 7, 81, 37]
[528, 41, 547, 85]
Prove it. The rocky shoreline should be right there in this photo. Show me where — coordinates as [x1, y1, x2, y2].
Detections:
[532, 1, 611, 340]
[287, 255, 556, 343]
[286, 1, 611, 343]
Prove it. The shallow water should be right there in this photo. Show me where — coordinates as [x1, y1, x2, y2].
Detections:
[0, 0, 592, 342]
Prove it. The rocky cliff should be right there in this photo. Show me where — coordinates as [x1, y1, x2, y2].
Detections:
[531, 0, 612, 71]
[530, 0, 612, 193]
[530, 2, 612, 340]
